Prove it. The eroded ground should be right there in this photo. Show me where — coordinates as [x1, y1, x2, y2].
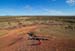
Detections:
[0, 16, 75, 51]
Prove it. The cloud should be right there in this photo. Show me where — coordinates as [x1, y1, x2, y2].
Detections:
[0, 9, 19, 16]
[66, 0, 75, 6]
[48, 10, 64, 15]
[24, 5, 32, 10]
[37, 8, 75, 16]
[43, 9, 66, 15]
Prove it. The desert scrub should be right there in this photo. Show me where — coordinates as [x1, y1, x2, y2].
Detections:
[0, 30, 8, 36]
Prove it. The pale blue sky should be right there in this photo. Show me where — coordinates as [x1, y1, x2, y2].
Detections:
[0, 0, 75, 16]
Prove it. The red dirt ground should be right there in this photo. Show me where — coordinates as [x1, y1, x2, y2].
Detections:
[0, 25, 75, 51]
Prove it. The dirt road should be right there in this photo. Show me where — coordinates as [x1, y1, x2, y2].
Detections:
[0, 25, 75, 51]
[0, 25, 39, 51]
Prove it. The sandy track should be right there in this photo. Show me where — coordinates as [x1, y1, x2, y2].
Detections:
[0, 25, 38, 50]
[0, 25, 75, 51]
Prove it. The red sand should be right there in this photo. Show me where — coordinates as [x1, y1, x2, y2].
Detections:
[0, 25, 75, 51]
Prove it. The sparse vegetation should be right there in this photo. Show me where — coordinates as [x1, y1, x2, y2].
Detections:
[0, 16, 75, 51]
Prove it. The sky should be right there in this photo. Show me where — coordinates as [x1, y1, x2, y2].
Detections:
[0, 0, 75, 16]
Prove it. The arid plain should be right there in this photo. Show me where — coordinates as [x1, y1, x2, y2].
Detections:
[0, 16, 75, 51]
